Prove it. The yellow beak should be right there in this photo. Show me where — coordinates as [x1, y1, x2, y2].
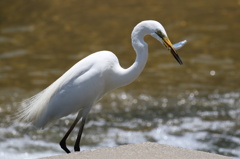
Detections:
[162, 37, 183, 65]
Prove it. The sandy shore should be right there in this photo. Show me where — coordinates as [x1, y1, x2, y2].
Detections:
[41, 142, 231, 159]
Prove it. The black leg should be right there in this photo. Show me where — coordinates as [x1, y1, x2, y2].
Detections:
[74, 117, 86, 152]
[59, 111, 82, 153]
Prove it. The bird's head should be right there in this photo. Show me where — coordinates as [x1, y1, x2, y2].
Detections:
[133, 20, 184, 65]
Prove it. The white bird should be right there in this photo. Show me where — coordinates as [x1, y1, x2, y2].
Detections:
[18, 20, 187, 153]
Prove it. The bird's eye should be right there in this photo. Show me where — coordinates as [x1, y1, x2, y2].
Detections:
[155, 30, 165, 38]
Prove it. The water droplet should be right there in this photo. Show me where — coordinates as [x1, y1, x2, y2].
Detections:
[210, 70, 216, 76]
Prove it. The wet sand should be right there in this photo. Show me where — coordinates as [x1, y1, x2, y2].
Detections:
[41, 142, 231, 159]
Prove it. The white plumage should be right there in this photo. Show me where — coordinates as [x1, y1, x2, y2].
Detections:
[18, 20, 187, 153]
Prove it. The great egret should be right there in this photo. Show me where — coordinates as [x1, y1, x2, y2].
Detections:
[18, 20, 187, 153]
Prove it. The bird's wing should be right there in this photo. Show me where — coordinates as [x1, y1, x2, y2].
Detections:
[18, 54, 95, 127]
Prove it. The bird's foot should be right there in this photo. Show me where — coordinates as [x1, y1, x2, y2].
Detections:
[60, 140, 71, 153]
[74, 144, 80, 152]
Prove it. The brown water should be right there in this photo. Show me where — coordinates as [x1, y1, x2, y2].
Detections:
[0, 0, 240, 158]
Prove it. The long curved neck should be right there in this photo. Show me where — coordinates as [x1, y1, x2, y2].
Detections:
[126, 34, 149, 84]
[113, 32, 149, 88]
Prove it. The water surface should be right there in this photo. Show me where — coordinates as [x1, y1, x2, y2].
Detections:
[0, 0, 240, 158]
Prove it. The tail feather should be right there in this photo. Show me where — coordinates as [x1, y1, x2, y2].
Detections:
[17, 78, 62, 128]
[17, 89, 46, 127]
[17, 63, 78, 128]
